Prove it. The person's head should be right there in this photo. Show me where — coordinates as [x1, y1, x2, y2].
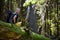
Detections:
[16, 8, 20, 14]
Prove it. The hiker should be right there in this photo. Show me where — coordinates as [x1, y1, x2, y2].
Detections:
[9, 8, 20, 24]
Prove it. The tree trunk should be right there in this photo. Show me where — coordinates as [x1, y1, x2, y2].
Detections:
[0, 0, 5, 21]
[29, 5, 38, 33]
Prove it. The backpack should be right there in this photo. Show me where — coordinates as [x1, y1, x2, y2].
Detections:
[6, 10, 13, 23]
[9, 12, 18, 24]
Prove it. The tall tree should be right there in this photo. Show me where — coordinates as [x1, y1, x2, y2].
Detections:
[0, 0, 5, 21]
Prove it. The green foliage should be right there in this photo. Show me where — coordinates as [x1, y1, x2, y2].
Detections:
[45, 19, 57, 35]
[5, 0, 7, 2]
[23, 0, 45, 7]
[36, 0, 45, 5]
[31, 0, 37, 4]
[31, 32, 50, 40]
[23, 0, 32, 7]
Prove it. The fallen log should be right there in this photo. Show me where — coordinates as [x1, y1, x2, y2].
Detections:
[0, 21, 50, 40]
